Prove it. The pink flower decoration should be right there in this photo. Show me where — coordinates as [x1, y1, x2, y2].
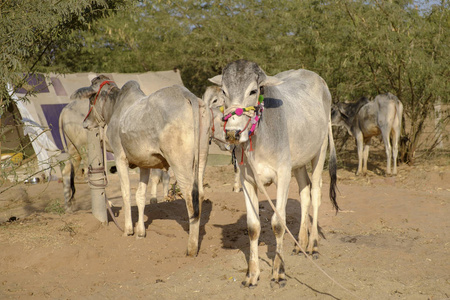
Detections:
[235, 108, 244, 116]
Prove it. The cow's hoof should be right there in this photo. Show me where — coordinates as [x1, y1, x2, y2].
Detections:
[270, 278, 287, 288]
[136, 228, 146, 239]
[241, 281, 257, 289]
[241, 274, 259, 288]
[292, 248, 306, 256]
[150, 197, 158, 204]
[232, 187, 242, 193]
[123, 228, 134, 236]
[186, 249, 198, 257]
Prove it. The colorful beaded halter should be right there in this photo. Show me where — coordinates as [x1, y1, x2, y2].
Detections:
[222, 94, 264, 137]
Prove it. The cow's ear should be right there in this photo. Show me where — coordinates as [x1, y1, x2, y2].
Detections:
[70, 87, 96, 100]
[261, 75, 283, 87]
[208, 75, 222, 86]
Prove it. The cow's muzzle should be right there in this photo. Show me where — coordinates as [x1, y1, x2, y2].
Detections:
[225, 130, 241, 144]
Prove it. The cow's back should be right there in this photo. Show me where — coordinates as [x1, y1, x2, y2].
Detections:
[60, 99, 89, 150]
[264, 69, 329, 167]
[118, 85, 197, 168]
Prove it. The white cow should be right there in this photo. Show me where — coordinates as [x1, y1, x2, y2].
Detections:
[73, 76, 210, 256]
[202, 85, 241, 193]
[209, 60, 338, 287]
[58, 99, 170, 212]
[331, 93, 403, 176]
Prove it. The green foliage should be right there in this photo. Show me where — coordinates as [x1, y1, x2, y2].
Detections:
[0, 0, 128, 101]
[1, 0, 448, 163]
[44, 199, 65, 215]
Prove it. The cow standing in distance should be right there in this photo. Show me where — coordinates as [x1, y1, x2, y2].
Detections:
[209, 60, 338, 287]
[331, 92, 403, 176]
[203, 85, 242, 193]
[58, 98, 170, 212]
[72, 76, 210, 256]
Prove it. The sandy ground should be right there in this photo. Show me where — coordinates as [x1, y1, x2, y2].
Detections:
[0, 148, 449, 300]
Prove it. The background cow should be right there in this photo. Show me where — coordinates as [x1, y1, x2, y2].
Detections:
[331, 92, 403, 176]
[73, 76, 210, 256]
[202, 85, 241, 193]
[58, 98, 171, 212]
[209, 60, 338, 287]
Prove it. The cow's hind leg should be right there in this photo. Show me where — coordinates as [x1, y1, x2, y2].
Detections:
[308, 137, 328, 258]
[293, 167, 311, 255]
[67, 142, 84, 181]
[161, 169, 171, 199]
[61, 158, 75, 212]
[362, 139, 371, 175]
[116, 154, 133, 236]
[170, 163, 201, 256]
[391, 125, 400, 176]
[241, 177, 260, 287]
[136, 168, 150, 238]
[381, 130, 392, 175]
[355, 132, 364, 176]
[149, 169, 160, 204]
[270, 167, 291, 287]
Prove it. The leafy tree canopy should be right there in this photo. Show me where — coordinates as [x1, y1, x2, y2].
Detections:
[1, 0, 449, 162]
[0, 0, 129, 101]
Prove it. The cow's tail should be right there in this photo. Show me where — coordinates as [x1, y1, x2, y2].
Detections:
[396, 97, 404, 134]
[328, 120, 339, 213]
[69, 161, 75, 201]
[190, 96, 201, 219]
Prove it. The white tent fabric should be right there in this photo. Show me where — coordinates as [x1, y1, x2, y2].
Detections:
[7, 83, 60, 179]
[5, 70, 184, 180]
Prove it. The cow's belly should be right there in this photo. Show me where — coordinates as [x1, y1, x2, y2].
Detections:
[361, 125, 381, 138]
[121, 140, 168, 169]
[126, 152, 168, 169]
[288, 119, 327, 168]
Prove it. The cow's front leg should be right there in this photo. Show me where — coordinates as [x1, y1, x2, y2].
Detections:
[271, 168, 290, 287]
[136, 168, 150, 238]
[233, 165, 242, 193]
[242, 179, 260, 287]
[186, 209, 201, 257]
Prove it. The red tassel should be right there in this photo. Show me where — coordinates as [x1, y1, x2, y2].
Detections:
[249, 135, 254, 151]
[240, 147, 244, 165]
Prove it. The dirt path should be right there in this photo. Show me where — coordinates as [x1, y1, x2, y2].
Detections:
[0, 153, 449, 299]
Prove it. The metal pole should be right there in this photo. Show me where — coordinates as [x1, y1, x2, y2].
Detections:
[87, 128, 108, 223]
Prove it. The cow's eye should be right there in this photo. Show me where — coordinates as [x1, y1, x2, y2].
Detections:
[249, 89, 257, 96]
[222, 89, 226, 96]
[212, 98, 217, 104]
